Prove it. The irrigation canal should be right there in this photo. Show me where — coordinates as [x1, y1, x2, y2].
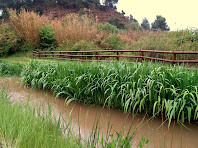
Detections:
[0, 77, 198, 148]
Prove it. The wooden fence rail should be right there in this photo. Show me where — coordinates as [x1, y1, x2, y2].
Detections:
[32, 50, 198, 64]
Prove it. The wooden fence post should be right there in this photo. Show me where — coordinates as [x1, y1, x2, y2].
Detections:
[70, 52, 73, 60]
[96, 52, 98, 60]
[173, 53, 176, 61]
[81, 52, 83, 60]
[117, 51, 119, 61]
[172, 51, 177, 65]
[141, 50, 144, 62]
[52, 52, 55, 59]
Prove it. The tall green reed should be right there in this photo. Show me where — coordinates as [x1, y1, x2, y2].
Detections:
[21, 60, 198, 125]
[0, 89, 139, 147]
[0, 90, 82, 148]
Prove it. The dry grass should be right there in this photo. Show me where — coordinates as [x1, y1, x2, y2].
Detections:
[6, 8, 198, 58]
[8, 9, 49, 43]
[117, 30, 150, 44]
[6, 9, 150, 50]
[51, 14, 98, 45]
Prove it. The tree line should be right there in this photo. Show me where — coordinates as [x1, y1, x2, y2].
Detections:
[140, 16, 170, 31]
[0, 0, 170, 31]
[0, 0, 118, 9]
[122, 14, 170, 31]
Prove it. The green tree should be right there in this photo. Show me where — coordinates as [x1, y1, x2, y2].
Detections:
[130, 21, 143, 31]
[108, 17, 126, 29]
[0, 0, 111, 14]
[141, 17, 150, 30]
[39, 24, 57, 49]
[151, 15, 170, 31]
[103, 0, 118, 9]
[129, 14, 138, 24]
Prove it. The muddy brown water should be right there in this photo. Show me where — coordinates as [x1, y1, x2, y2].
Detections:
[0, 77, 198, 148]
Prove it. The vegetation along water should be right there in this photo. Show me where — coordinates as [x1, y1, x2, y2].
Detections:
[19, 60, 198, 126]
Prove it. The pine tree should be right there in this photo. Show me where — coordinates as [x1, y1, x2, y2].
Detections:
[141, 17, 150, 30]
[151, 15, 170, 31]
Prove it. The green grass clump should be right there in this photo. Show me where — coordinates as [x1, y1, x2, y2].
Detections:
[0, 90, 138, 147]
[0, 90, 82, 148]
[21, 60, 198, 125]
[0, 60, 23, 76]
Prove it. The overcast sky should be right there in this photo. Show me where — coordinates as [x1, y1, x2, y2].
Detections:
[115, 0, 198, 31]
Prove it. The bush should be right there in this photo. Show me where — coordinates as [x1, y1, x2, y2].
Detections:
[39, 24, 57, 49]
[97, 22, 118, 33]
[56, 40, 74, 51]
[71, 40, 100, 51]
[101, 34, 125, 50]
[108, 17, 126, 30]
[129, 22, 143, 31]
[18, 41, 36, 51]
[131, 30, 198, 51]
[0, 24, 21, 56]
[0, 60, 23, 76]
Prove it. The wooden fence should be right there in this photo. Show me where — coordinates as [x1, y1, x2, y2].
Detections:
[33, 50, 198, 64]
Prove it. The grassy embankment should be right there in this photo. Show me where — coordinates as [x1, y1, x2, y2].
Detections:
[0, 90, 143, 148]
[1, 51, 33, 64]
[0, 90, 82, 148]
[0, 57, 198, 126]
[0, 60, 146, 148]
[19, 60, 198, 126]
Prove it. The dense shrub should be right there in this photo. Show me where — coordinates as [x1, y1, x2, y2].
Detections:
[130, 30, 198, 52]
[98, 22, 118, 33]
[39, 24, 57, 49]
[101, 34, 125, 50]
[56, 40, 74, 51]
[0, 23, 21, 56]
[71, 40, 100, 51]
[108, 17, 126, 30]
[18, 41, 36, 51]
[129, 22, 143, 31]
[0, 60, 23, 76]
